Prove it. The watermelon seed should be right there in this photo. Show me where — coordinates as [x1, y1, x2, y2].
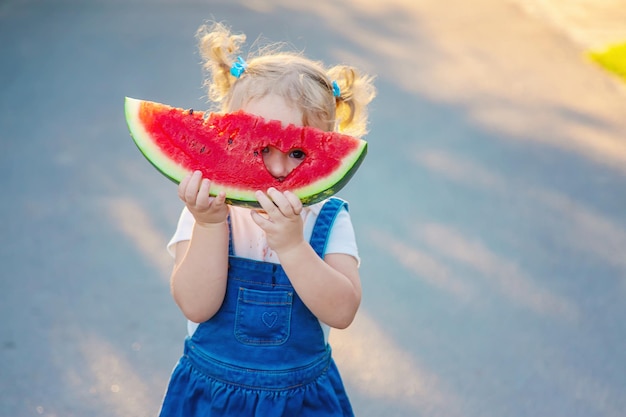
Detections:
[188, 108, 194, 115]
[228, 139, 233, 145]
[200, 146, 206, 153]
[253, 150, 259, 156]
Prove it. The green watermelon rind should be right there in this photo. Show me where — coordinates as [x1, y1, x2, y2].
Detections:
[124, 97, 367, 208]
[125, 97, 190, 183]
[294, 143, 367, 206]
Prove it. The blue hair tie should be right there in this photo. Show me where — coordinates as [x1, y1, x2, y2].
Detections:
[332, 80, 341, 97]
[230, 56, 248, 78]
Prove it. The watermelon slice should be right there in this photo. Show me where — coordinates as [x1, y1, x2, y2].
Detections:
[124, 97, 367, 207]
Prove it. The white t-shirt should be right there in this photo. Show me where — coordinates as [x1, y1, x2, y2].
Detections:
[167, 199, 359, 339]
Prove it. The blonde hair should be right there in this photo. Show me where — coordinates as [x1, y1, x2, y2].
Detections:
[196, 22, 376, 137]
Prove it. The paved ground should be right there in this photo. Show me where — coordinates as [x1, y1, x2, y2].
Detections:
[510, 0, 626, 49]
[1, 0, 625, 416]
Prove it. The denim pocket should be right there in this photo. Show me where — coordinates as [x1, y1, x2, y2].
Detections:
[234, 287, 293, 346]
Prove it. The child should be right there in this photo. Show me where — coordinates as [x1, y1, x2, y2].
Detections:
[159, 21, 376, 417]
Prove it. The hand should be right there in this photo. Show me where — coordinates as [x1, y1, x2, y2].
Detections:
[178, 171, 228, 225]
[251, 188, 304, 253]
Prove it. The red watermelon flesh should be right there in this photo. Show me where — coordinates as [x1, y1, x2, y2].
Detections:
[124, 97, 367, 207]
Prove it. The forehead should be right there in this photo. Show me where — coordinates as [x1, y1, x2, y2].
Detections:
[241, 94, 303, 127]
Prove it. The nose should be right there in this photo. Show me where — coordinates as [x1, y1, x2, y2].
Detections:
[263, 147, 290, 181]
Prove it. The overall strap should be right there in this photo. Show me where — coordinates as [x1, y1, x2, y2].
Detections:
[227, 214, 234, 256]
[309, 197, 348, 258]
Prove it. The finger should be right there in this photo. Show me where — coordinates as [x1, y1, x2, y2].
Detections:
[250, 209, 271, 229]
[214, 191, 227, 206]
[195, 178, 211, 208]
[178, 173, 192, 201]
[209, 190, 227, 212]
[255, 190, 278, 216]
[266, 188, 294, 216]
[284, 191, 303, 215]
[184, 171, 202, 203]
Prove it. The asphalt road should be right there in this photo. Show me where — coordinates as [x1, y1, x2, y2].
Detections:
[1, 1, 625, 416]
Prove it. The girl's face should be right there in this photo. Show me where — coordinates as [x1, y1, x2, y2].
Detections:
[242, 94, 306, 182]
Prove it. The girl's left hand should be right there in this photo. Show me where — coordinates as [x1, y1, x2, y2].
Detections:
[251, 188, 304, 253]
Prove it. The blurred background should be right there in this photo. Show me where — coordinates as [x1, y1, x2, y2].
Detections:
[1, 0, 625, 416]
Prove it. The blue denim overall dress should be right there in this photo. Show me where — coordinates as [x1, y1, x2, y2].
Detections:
[159, 198, 355, 416]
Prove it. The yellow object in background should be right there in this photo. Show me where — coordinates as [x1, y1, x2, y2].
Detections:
[588, 42, 626, 83]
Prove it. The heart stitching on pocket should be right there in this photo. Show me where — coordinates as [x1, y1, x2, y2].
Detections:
[262, 311, 278, 328]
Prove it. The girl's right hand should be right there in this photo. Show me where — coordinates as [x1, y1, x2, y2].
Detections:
[178, 170, 228, 225]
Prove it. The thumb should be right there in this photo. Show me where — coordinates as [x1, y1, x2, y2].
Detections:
[250, 210, 271, 229]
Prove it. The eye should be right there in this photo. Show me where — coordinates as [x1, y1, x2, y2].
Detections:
[289, 149, 306, 160]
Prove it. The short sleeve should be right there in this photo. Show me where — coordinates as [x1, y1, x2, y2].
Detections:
[324, 206, 360, 266]
[166, 203, 360, 265]
[166, 207, 195, 258]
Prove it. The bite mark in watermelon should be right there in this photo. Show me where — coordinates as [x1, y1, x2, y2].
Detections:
[124, 97, 367, 207]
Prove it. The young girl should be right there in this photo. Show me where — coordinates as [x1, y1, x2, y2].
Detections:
[159, 22, 376, 416]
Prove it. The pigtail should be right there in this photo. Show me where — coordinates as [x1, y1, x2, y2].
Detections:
[196, 22, 246, 104]
[328, 66, 376, 137]
[195, 22, 377, 134]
